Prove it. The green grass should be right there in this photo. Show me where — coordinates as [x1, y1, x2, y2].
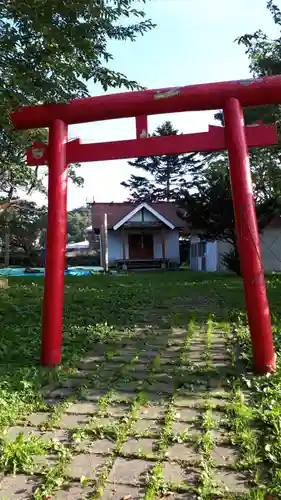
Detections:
[1, 271, 281, 497]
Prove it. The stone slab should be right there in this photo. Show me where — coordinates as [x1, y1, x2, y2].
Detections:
[212, 445, 237, 466]
[166, 444, 201, 462]
[107, 458, 152, 485]
[138, 405, 165, 420]
[174, 408, 201, 422]
[77, 360, 103, 370]
[127, 371, 148, 381]
[131, 419, 161, 436]
[214, 469, 250, 493]
[26, 412, 50, 426]
[60, 378, 87, 388]
[55, 482, 95, 499]
[145, 382, 173, 394]
[174, 397, 207, 408]
[171, 421, 200, 437]
[121, 438, 155, 456]
[79, 389, 107, 401]
[206, 397, 229, 408]
[106, 405, 131, 417]
[65, 402, 98, 414]
[102, 484, 142, 500]
[92, 416, 120, 428]
[211, 410, 225, 424]
[210, 428, 231, 443]
[114, 381, 143, 392]
[5, 426, 41, 441]
[39, 429, 70, 444]
[156, 495, 197, 500]
[76, 438, 115, 455]
[59, 414, 90, 429]
[33, 454, 57, 472]
[162, 463, 199, 486]
[0, 474, 40, 499]
[68, 454, 107, 479]
[49, 387, 75, 398]
[108, 392, 136, 403]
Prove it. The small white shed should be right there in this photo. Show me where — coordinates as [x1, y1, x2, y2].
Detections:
[190, 216, 281, 272]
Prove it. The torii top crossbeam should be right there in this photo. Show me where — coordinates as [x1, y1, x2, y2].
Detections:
[11, 75, 281, 129]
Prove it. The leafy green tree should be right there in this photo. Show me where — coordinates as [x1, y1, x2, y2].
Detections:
[178, 156, 281, 274]
[0, 0, 155, 113]
[0, 126, 49, 266]
[197, 1, 281, 212]
[237, 1, 281, 82]
[0, 0, 155, 196]
[121, 121, 194, 201]
[212, 0, 281, 200]
[0, 201, 47, 264]
[235, 1, 281, 199]
[0, 0, 155, 262]
[180, 156, 281, 242]
[67, 207, 91, 243]
[0, 202, 91, 263]
[37, 206, 91, 248]
[179, 159, 236, 245]
[181, 0, 281, 271]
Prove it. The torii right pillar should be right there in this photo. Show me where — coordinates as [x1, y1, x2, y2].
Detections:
[224, 98, 275, 374]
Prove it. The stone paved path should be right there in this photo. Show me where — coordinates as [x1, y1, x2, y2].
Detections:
[0, 323, 250, 499]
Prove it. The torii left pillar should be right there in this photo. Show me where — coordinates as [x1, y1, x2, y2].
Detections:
[41, 120, 68, 365]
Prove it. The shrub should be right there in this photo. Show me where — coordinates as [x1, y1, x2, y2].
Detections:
[221, 247, 241, 276]
[66, 253, 100, 267]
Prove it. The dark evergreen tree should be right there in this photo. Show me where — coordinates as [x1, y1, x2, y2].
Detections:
[121, 121, 195, 201]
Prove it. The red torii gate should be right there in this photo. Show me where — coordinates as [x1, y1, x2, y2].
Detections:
[10, 75, 281, 374]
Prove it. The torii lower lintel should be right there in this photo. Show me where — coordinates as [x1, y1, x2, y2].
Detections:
[26, 122, 278, 166]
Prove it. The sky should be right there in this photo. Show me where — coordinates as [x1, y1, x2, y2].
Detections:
[30, 0, 281, 210]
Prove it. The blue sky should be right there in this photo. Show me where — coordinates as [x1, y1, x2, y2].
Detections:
[31, 0, 281, 209]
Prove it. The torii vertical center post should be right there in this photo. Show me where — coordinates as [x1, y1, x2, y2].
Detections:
[11, 76, 281, 373]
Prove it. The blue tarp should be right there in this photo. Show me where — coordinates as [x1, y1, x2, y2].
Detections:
[0, 266, 104, 277]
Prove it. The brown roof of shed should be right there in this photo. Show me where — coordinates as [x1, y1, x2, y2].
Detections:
[91, 202, 187, 229]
